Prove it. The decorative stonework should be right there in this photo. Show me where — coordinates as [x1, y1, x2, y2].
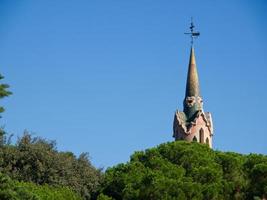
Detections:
[185, 96, 196, 107]
[173, 109, 213, 147]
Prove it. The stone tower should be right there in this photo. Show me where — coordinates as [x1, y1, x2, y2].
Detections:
[173, 46, 214, 147]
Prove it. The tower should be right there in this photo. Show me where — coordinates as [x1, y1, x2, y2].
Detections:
[173, 22, 213, 147]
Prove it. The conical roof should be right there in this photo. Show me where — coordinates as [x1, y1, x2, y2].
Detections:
[183, 46, 202, 120]
[185, 47, 200, 97]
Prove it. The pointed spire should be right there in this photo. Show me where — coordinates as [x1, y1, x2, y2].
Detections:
[185, 47, 200, 97]
[183, 47, 202, 119]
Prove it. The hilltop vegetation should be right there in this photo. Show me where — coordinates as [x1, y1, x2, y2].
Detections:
[0, 73, 99, 199]
[1, 73, 267, 199]
[1, 138, 266, 200]
[98, 141, 267, 200]
[0, 172, 82, 200]
[0, 130, 102, 199]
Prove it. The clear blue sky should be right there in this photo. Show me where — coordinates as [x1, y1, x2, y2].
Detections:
[0, 0, 266, 168]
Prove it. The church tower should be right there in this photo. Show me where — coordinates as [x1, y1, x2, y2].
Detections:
[173, 22, 213, 147]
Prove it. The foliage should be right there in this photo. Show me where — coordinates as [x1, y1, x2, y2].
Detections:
[0, 172, 36, 200]
[0, 172, 82, 200]
[96, 194, 113, 200]
[98, 141, 267, 200]
[0, 74, 12, 114]
[15, 181, 83, 200]
[0, 131, 102, 200]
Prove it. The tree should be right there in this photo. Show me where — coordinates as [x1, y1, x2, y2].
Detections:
[0, 74, 12, 114]
[0, 74, 12, 147]
[98, 141, 267, 200]
[0, 172, 82, 200]
[244, 154, 267, 199]
[0, 131, 102, 199]
[0, 172, 37, 200]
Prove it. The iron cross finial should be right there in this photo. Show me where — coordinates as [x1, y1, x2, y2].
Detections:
[184, 18, 200, 45]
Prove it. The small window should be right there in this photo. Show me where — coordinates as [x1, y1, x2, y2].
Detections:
[199, 128, 204, 143]
[193, 136, 197, 142]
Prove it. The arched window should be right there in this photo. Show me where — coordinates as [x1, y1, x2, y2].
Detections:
[206, 137, 209, 146]
[193, 136, 197, 142]
[199, 128, 204, 143]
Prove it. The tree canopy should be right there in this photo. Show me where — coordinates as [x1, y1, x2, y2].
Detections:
[0, 172, 83, 200]
[98, 141, 267, 200]
[0, 132, 102, 200]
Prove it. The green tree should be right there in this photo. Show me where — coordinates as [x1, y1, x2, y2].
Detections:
[0, 132, 102, 199]
[0, 74, 12, 148]
[0, 74, 12, 114]
[98, 141, 267, 200]
[244, 154, 267, 199]
[0, 172, 82, 200]
[0, 172, 37, 200]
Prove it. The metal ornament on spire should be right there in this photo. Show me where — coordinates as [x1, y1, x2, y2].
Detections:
[184, 19, 200, 45]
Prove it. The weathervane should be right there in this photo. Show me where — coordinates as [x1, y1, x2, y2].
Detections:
[184, 18, 200, 45]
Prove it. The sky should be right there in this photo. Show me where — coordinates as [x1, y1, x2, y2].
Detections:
[0, 0, 267, 168]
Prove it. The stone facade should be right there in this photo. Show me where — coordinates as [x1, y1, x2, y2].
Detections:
[173, 110, 213, 147]
[173, 47, 214, 148]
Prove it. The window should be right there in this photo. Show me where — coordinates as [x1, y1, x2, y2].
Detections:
[193, 136, 197, 142]
[199, 128, 204, 143]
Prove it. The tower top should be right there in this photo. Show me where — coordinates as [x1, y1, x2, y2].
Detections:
[183, 46, 202, 119]
[173, 21, 213, 148]
[185, 47, 200, 97]
[184, 18, 200, 45]
[183, 19, 202, 119]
